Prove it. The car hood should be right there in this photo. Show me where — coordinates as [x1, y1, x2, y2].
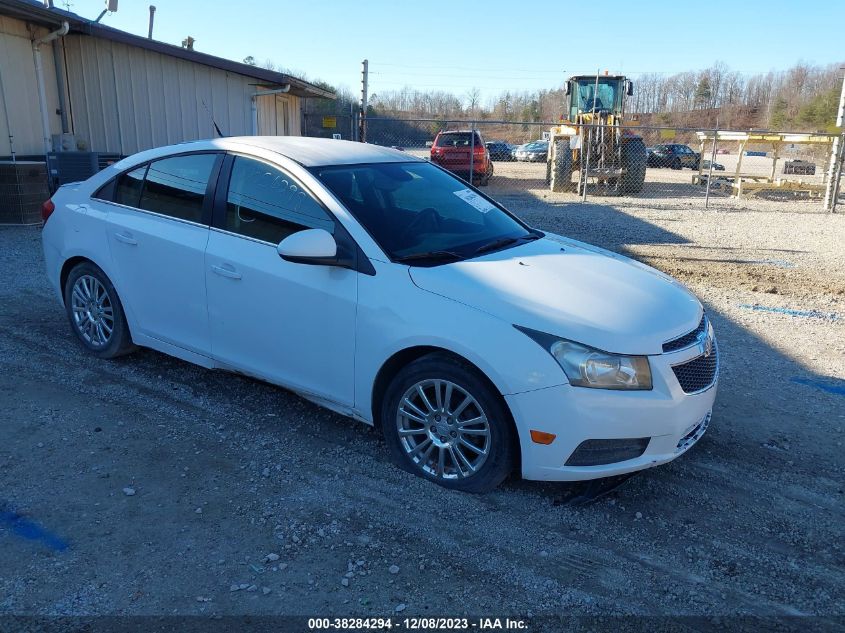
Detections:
[408, 234, 702, 355]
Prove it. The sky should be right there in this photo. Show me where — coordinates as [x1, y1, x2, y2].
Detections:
[63, 0, 845, 102]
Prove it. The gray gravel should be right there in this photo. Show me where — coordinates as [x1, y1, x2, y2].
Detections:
[1, 189, 843, 618]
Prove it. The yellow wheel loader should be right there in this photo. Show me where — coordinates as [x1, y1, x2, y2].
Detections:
[546, 74, 646, 195]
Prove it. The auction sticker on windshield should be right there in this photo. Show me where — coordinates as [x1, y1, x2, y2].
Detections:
[453, 189, 496, 213]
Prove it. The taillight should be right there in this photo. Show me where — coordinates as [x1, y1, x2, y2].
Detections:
[473, 145, 485, 155]
[41, 198, 56, 225]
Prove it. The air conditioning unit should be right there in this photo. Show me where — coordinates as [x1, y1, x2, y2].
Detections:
[46, 152, 123, 192]
[0, 161, 50, 224]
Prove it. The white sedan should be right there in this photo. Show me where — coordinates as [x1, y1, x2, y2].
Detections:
[41, 137, 717, 493]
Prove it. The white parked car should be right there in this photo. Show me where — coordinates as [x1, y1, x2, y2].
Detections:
[41, 137, 718, 493]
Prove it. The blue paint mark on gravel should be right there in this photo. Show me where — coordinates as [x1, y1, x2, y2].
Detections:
[791, 377, 845, 396]
[0, 503, 69, 551]
[738, 304, 838, 321]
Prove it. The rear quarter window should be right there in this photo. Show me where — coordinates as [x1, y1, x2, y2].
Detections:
[111, 166, 147, 207]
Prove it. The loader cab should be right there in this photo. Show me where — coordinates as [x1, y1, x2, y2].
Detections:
[566, 76, 631, 120]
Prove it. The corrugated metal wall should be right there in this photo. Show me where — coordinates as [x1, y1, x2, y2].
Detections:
[0, 16, 63, 156]
[63, 34, 301, 155]
[0, 14, 302, 158]
[256, 93, 298, 137]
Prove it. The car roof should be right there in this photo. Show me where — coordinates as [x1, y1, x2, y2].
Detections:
[437, 130, 481, 135]
[124, 137, 422, 168]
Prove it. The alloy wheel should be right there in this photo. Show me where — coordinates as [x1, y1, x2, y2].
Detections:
[396, 379, 491, 480]
[70, 274, 114, 347]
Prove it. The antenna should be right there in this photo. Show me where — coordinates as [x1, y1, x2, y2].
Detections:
[201, 99, 226, 138]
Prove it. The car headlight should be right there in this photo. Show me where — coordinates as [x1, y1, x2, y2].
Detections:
[515, 326, 652, 390]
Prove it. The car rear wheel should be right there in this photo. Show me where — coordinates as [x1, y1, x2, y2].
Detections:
[64, 261, 134, 359]
[382, 353, 515, 493]
[671, 157, 682, 170]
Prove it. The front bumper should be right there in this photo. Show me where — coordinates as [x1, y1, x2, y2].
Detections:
[506, 344, 718, 481]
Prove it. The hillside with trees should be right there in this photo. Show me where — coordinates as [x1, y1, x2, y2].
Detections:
[363, 61, 842, 133]
[247, 55, 843, 135]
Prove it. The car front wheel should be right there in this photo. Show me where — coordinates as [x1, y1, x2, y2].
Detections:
[382, 353, 516, 493]
[63, 261, 134, 359]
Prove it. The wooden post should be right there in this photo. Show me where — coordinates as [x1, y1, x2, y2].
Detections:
[770, 141, 780, 182]
[734, 139, 747, 197]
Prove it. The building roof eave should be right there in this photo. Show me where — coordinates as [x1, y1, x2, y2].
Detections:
[0, 0, 336, 100]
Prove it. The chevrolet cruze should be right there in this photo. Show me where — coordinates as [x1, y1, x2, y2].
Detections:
[41, 137, 718, 493]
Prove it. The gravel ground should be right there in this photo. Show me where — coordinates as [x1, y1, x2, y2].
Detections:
[1, 184, 844, 621]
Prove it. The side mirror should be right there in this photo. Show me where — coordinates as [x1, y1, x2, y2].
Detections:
[626, 80, 634, 97]
[277, 228, 338, 266]
[564, 82, 571, 96]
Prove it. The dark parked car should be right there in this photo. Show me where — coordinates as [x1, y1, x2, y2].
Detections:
[485, 141, 514, 161]
[700, 159, 725, 171]
[513, 140, 549, 162]
[647, 144, 701, 170]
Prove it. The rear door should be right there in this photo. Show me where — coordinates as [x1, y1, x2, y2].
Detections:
[103, 152, 221, 356]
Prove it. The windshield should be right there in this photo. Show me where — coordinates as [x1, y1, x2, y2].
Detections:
[570, 79, 622, 117]
[312, 162, 534, 264]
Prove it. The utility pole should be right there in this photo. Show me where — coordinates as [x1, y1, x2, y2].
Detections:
[359, 59, 368, 143]
[823, 68, 845, 212]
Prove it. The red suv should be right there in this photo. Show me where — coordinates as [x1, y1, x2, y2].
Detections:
[430, 130, 493, 186]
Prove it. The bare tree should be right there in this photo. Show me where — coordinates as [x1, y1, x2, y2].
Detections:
[465, 87, 481, 119]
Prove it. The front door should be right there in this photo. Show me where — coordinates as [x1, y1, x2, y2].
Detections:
[204, 154, 357, 405]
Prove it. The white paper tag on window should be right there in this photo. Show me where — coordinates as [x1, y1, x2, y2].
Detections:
[453, 189, 496, 213]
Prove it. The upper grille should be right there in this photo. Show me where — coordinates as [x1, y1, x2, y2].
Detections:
[663, 314, 707, 353]
[672, 341, 719, 394]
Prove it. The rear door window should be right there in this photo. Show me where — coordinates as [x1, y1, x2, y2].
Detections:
[139, 154, 217, 223]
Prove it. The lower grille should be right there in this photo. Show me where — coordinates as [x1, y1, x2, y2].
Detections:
[672, 341, 719, 394]
[565, 437, 650, 466]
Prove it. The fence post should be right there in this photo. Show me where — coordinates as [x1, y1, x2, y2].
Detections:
[704, 128, 718, 209]
[581, 123, 592, 203]
[469, 121, 475, 187]
[823, 71, 845, 211]
[830, 132, 845, 213]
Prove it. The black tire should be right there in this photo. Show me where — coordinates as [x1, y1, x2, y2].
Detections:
[478, 162, 493, 187]
[381, 352, 516, 493]
[63, 261, 135, 359]
[621, 138, 647, 194]
[671, 157, 682, 170]
[550, 139, 574, 192]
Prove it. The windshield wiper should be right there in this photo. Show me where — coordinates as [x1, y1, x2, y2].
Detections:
[474, 233, 540, 255]
[394, 250, 465, 263]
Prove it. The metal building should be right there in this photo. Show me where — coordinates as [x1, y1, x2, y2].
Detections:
[0, 0, 335, 161]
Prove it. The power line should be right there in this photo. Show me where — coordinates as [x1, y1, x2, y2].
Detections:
[371, 61, 565, 73]
[371, 72, 567, 80]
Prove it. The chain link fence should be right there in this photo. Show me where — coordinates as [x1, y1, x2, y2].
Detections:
[346, 117, 843, 213]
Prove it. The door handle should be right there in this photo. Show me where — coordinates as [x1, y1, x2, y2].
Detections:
[114, 231, 137, 245]
[211, 263, 242, 280]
